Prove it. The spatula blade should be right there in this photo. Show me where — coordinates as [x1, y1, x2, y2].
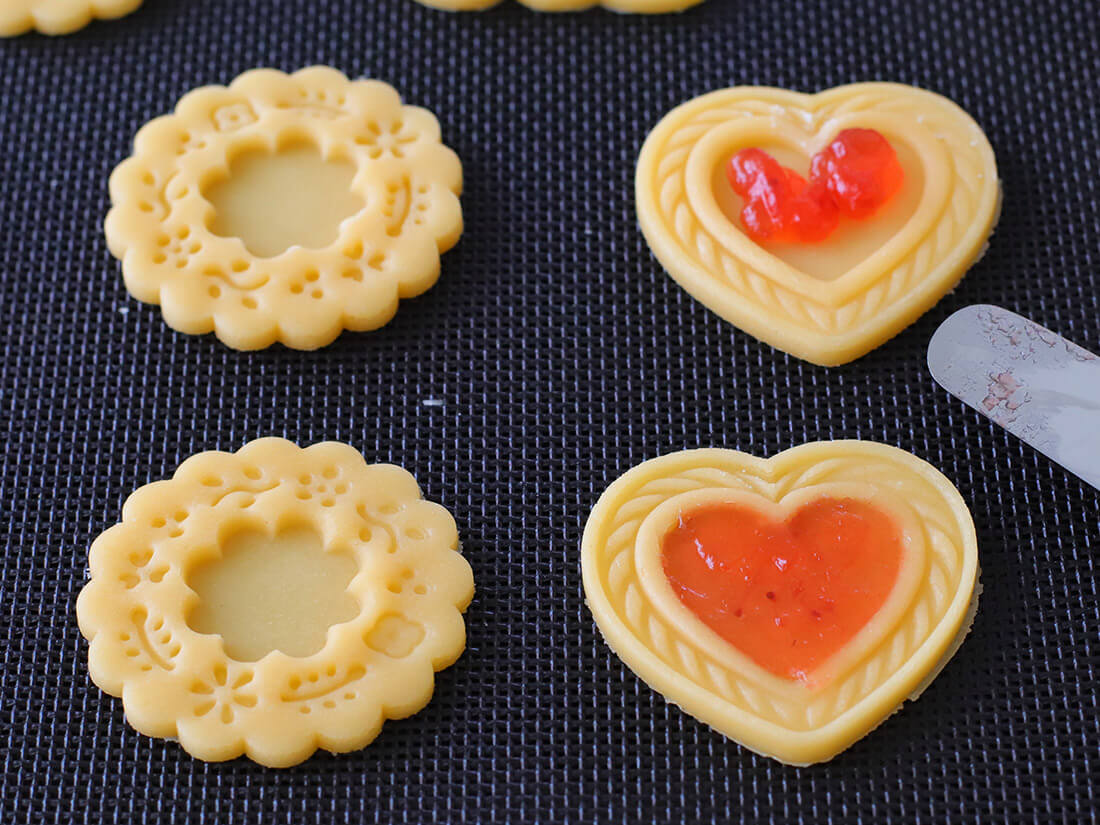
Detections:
[928, 304, 1100, 492]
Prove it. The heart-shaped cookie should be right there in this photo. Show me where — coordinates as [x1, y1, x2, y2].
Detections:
[635, 84, 1000, 365]
[581, 442, 979, 765]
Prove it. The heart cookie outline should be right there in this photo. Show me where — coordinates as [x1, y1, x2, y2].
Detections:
[581, 442, 979, 765]
[635, 83, 1000, 365]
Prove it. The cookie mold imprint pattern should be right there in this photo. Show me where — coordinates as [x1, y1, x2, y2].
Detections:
[105, 67, 464, 350]
[413, 0, 702, 12]
[0, 0, 141, 36]
[581, 442, 980, 765]
[76, 438, 475, 767]
[635, 83, 1000, 366]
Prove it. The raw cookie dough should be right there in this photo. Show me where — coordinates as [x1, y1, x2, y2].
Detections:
[415, 0, 702, 11]
[635, 83, 1000, 365]
[581, 442, 979, 765]
[0, 0, 141, 36]
[105, 67, 464, 350]
[76, 438, 475, 767]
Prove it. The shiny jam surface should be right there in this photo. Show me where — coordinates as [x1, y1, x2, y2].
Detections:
[661, 497, 904, 682]
[726, 129, 904, 245]
[727, 148, 839, 244]
[811, 129, 905, 219]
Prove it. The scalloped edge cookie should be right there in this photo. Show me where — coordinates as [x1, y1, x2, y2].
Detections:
[581, 442, 979, 765]
[76, 437, 475, 767]
[636, 83, 1000, 365]
[106, 67, 464, 350]
[0, 0, 141, 36]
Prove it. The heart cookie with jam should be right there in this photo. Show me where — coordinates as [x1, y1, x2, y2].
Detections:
[635, 83, 1000, 365]
[581, 441, 979, 765]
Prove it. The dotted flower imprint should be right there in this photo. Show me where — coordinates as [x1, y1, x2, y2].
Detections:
[105, 67, 464, 350]
[76, 438, 475, 767]
[0, 0, 141, 35]
[414, 0, 701, 10]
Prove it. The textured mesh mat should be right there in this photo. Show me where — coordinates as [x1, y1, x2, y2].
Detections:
[2, 0, 1099, 822]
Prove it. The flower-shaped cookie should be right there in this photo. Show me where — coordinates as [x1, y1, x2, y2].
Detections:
[106, 67, 464, 350]
[582, 442, 979, 765]
[0, 0, 141, 35]
[76, 438, 475, 767]
[636, 83, 1000, 365]
[415, 0, 701, 11]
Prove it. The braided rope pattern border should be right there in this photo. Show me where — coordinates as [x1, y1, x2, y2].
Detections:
[595, 456, 966, 731]
[648, 88, 991, 334]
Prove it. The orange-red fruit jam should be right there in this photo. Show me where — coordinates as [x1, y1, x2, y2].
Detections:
[727, 148, 839, 244]
[810, 128, 905, 220]
[726, 129, 904, 244]
[661, 497, 904, 682]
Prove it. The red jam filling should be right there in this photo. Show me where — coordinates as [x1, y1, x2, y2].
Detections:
[661, 497, 904, 682]
[726, 129, 904, 244]
[727, 149, 839, 244]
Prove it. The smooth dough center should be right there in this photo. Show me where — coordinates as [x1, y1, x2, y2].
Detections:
[186, 524, 360, 661]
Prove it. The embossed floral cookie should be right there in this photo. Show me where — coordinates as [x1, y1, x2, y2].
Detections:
[106, 67, 463, 350]
[582, 442, 979, 765]
[636, 83, 1000, 365]
[76, 438, 474, 767]
[414, 0, 701, 11]
[0, 0, 141, 36]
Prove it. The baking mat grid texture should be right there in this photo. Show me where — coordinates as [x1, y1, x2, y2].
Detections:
[1, 0, 1098, 822]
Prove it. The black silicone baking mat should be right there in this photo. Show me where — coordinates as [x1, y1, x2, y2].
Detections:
[1, 0, 1098, 822]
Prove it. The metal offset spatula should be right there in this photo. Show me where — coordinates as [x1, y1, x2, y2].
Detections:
[928, 304, 1100, 492]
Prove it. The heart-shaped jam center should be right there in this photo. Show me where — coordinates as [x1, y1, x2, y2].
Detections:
[661, 497, 903, 682]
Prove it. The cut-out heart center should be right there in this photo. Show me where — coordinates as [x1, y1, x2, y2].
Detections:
[710, 137, 925, 282]
[725, 130, 905, 245]
[661, 497, 903, 681]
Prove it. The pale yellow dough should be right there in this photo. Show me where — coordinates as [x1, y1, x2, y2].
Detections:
[635, 83, 1000, 365]
[105, 67, 464, 350]
[76, 438, 475, 767]
[581, 442, 979, 765]
[0, 0, 141, 35]
[415, 0, 701, 11]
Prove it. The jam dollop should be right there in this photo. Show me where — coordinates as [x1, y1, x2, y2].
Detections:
[727, 149, 839, 244]
[810, 128, 905, 220]
[726, 129, 904, 244]
[661, 497, 903, 682]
